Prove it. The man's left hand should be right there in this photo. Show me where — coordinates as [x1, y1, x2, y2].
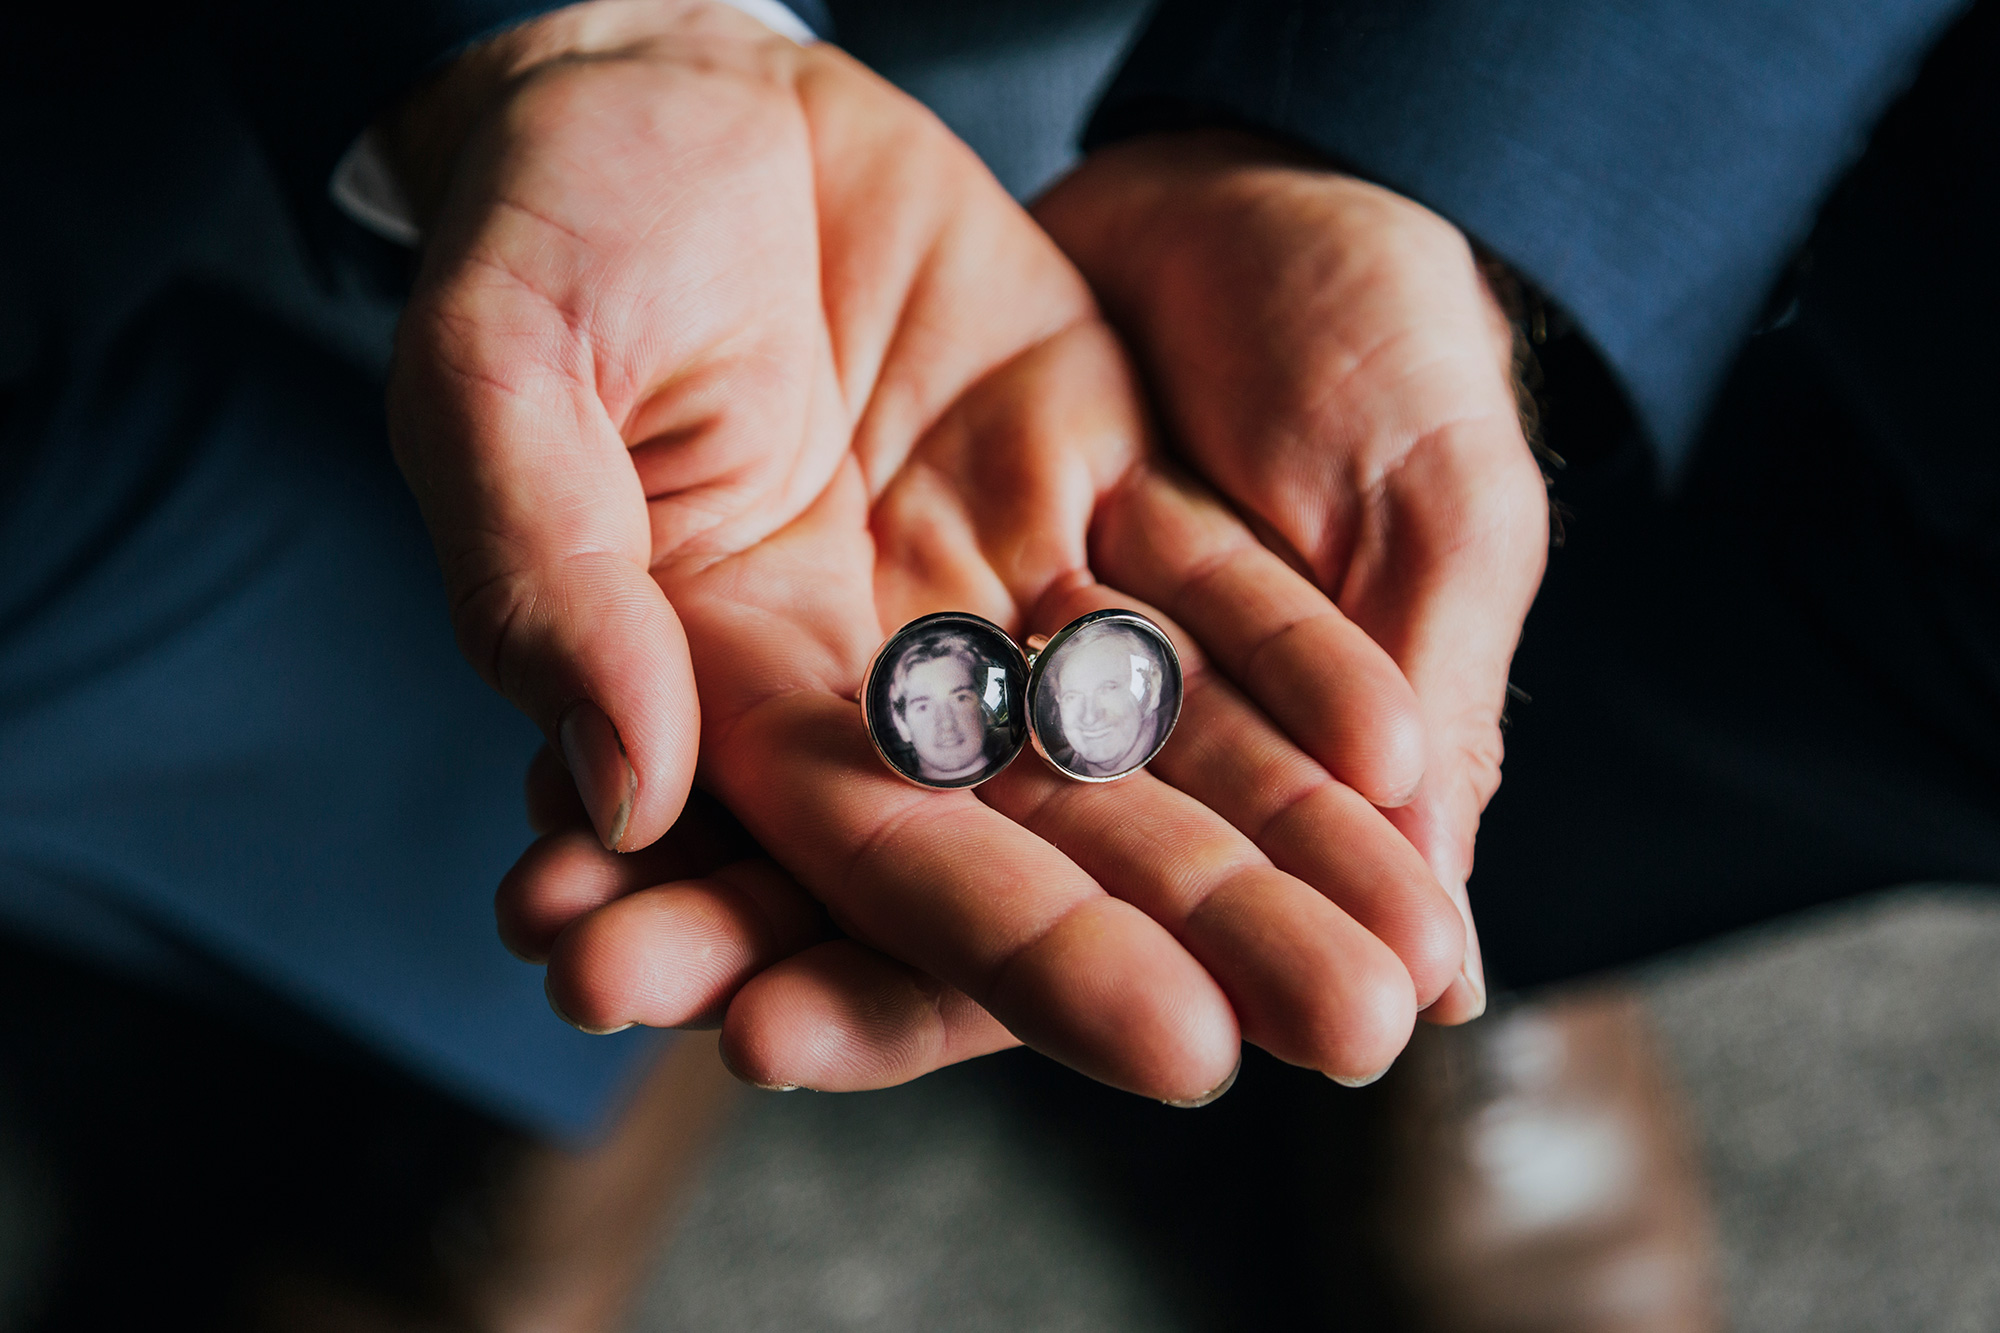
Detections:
[1037, 130, 1553, 1023]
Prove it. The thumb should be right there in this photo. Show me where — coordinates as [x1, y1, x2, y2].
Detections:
[388, 307, 700, 854]
[1343, 414, 1548, 1021]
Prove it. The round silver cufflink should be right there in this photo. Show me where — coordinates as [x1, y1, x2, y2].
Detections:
[861, 608, 1182, 789]
[1023, 608, 1183, 783]
[861, 612, 1030, 790]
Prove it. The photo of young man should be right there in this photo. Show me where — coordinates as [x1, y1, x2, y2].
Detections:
[869, 619, 1027, 788]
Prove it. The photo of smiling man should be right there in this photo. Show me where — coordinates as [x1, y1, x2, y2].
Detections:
[1032, 614, 1182, 782]
[865, 616, 1028, 789]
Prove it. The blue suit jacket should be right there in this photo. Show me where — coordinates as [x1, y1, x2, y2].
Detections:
[1087, 0, 1973, 473]
[0, 0, 1986, 1138]
[212, 0, 1967, 470]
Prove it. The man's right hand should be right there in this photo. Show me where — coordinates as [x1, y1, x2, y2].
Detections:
[389, 0, 1465, 1098]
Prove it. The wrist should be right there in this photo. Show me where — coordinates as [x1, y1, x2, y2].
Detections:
[378, 0, 796, 229]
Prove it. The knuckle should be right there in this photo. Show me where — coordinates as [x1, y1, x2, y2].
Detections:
[446, 555, 545, 704]
[1456, 725, 1509, 815]
[1172, 838, 1268, 910]
[1372, 205, 1475, 280]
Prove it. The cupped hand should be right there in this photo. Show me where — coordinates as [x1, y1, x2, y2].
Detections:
[507, 332, 1466, 1095]
[1036, 131, 1553, 1022]
[389, 1, 1463, 1096]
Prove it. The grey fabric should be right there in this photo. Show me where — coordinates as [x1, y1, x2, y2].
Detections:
[1640, 888, 2000, 1330]
[624, 888, 2000, 1332]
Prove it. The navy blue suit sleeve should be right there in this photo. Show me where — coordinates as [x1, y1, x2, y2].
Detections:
[211, 0, 570, 245]
[1088, 0, 1969, 467]
[209, 0, 832, 258]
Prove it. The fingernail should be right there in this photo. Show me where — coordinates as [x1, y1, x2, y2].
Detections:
[1457, 959, 1489, 1020]
[544, 973, 634, 1036]
[1456, 885, 1488, 1020]
[1164, 1056, 1241, 1109]
[1330, 1065, 1391, 1088]
[559, 700, 635, 852]
[1434, 877, 1488, 1021]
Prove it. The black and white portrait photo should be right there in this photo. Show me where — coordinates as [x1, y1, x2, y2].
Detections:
[1029, 612, 1183, 782]
[863, 614, 1029, 789]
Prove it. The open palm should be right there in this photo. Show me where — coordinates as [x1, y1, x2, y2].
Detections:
[390, 2, 1464, 1097]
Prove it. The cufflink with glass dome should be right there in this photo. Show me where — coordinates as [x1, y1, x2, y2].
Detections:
[861, 609, 1182, 790]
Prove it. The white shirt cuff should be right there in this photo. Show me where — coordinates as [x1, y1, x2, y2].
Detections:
[330, 0, 818, 248]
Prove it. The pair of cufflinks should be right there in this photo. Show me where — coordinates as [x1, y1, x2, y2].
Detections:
[860, 610, 1184, 790]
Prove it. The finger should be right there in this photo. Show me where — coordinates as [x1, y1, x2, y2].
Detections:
[1389, 797, 1489, 1027]
[704, 687, 1243, 1103]
[1346, 417, 1547, 1021]
[984, 758, 1413, 1082]
[1147, 645, 1467, 1009]
[866, 323, 1438, 1051]
[1347, 417, 1547, 861]
[721, 941, 1023, 1091]
[1090, 464, 1427, 808]
[664, 458, 1241, 1102]
[499, 789, 761, 961]
[391, 262, 700, 855]
[990, 589, 1419, 1080]
[1029, 574, 1462, 1006]
[544, 859, 827, 1032]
